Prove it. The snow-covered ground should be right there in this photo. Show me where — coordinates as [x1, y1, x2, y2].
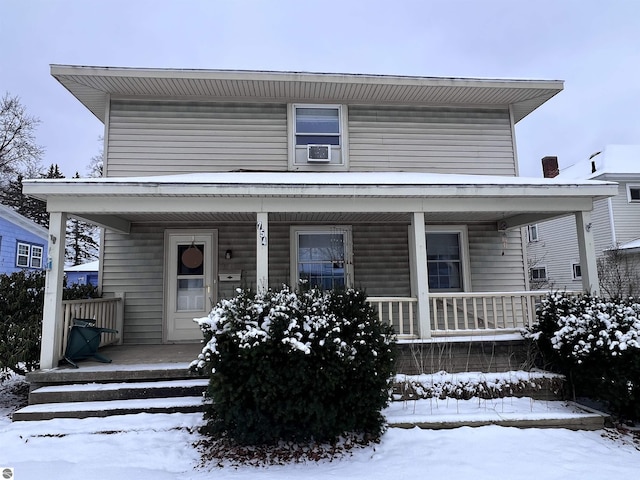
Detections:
[1, 374, 640, 479]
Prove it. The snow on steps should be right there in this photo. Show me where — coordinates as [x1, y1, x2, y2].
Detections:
[13, 378, 209, 421]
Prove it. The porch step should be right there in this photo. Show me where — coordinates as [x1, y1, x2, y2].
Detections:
[28, 378, 209, 405]
[11, 396, 205, 421]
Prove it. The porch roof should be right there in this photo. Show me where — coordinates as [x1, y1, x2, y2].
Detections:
[23, 172, 618, 235]
[50, 65, 563, 123]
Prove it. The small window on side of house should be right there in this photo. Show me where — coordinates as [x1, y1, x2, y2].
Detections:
[528, 224, 539, 242]
[572, 263, 582, 280]
[530, 266, 547, 281]
[628, 185, 640, 202]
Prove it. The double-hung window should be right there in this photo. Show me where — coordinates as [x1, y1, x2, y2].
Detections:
[290, 104, 347, 169]
[291, 226, 352, 289]
[527, 224, 539, 242]
[425, 227, 470, 292]
[16, 242, 44, 269]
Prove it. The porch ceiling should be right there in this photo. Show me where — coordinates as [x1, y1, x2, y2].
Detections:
[22, 172, 618, 234]
[51, 65, 563, 123]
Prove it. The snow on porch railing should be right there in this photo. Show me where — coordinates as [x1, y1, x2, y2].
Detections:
[366, 297, 418, 338]
[59, 297, 124, 360]
[428, 291, 576, 336]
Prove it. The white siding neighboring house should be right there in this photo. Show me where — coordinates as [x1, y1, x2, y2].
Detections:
[527, 145, 640, 295]
[21, 66, 618, 370]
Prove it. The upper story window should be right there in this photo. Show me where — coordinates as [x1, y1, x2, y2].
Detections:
[527, 224, 539, 242]
[295, 107, 340, 146]
[16, 241, 44, 269]
[289, 104, 348, 170]
[627, 185, 640, 203]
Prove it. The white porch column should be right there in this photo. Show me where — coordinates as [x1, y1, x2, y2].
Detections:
[40, 212, 67, 369]
[410, 212, 431, 338]
[256, 212, 269, 293]
[575, 210, 600, 296]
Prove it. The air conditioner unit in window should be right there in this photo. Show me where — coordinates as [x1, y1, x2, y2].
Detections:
[307, 144, 331, 162]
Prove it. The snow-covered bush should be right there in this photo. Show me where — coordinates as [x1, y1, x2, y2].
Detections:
[191, 286, 396, 446]
[0, 270, 101, 381]
[526, 292, 640, 419]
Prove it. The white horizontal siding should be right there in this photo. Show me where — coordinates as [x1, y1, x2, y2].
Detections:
[106, 100, 288, 177]
[612, 182, 640, 245]
[348, 106, 516, 175]
[467, 225, 526, 291]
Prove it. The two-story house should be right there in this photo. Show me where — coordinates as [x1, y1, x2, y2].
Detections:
[0, 203, 48, 276]
[23, 66, 617, 371]
[527, 145, 640, 295]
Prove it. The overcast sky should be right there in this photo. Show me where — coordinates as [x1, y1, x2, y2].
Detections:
[1, 0, 639, 178]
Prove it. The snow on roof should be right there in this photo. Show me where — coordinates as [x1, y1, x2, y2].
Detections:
[26, 171, 614, 187]
[618, 238, 640, 251]
[0, 203, 48, 240]
[65, 260, 99, 272]
[558, 145, 640, 180]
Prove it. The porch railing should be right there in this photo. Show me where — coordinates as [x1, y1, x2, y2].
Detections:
[59, 297, 124, 360]
[366, 297, 417, 338]
[367, 291, 579, 339]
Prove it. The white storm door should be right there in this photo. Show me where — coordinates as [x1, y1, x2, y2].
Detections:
[165, 230, 217, 342]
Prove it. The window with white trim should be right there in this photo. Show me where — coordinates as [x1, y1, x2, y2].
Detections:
[572, 262, 582, 280]
[291, 226, 352, 289]
[527, 224, 539, 242]
[627, 185, 640, 203]
[425, 226, 470, 292]
[289, 104, 347, 169]
[16, 241, 44, 269]
[530, 266, 547, 282]
[31, 245, 43, 269]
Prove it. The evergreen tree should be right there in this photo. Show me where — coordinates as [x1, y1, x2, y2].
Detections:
[65, 172, 99, 265]
[0, 174, 48, 227]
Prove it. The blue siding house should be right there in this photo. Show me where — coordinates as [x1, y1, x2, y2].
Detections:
[65, 260, 99, 286]
[0, 203, 49, 275]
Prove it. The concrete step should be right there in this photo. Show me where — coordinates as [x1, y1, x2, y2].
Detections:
[12, 395, 205, 421]
[28, 378, 209, 404]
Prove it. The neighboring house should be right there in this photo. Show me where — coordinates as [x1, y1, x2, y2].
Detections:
[65, 260, 99, 287]
[22, 66, 618, 370]
[527, 145, 640, 295]
[0, 203, 48, 276]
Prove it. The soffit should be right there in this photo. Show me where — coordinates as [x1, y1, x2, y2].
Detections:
[51, 65, 563, 124]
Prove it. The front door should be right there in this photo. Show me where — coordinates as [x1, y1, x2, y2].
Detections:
[165, 230, 217, 342]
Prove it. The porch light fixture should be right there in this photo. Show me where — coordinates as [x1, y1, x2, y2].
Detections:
[225, 249, 233, 259]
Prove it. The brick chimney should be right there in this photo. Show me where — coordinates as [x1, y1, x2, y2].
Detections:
[542, 156, 559, 178]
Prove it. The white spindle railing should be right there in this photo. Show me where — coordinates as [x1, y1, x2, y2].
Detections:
[366, 297, 417, 338]
[59, 297, 124, 360]
[367, 291, 580, 339]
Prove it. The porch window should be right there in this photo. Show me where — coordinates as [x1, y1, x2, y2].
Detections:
[426, 227, 469, 292]
[291, 226, 351, 289]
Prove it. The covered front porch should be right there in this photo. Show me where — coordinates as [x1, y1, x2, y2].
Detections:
[23, 171, 618, 371]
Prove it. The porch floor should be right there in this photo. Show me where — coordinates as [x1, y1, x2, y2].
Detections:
[26, 343, 206, 388]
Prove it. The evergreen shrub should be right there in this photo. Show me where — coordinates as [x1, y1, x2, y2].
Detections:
[191, 286, 396, 446]
[0, 270, 100, 381]
[526, 292, 640, 420]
